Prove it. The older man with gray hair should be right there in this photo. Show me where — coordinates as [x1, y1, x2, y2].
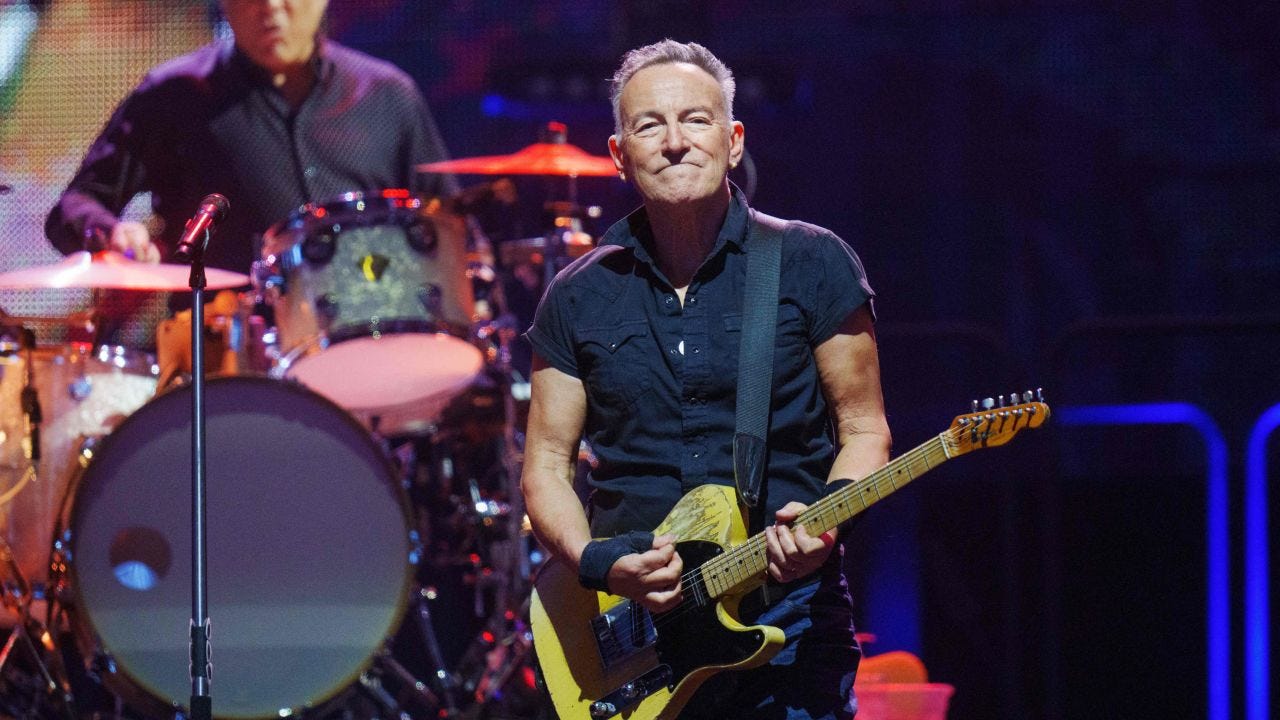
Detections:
[523, 39, 890, 719]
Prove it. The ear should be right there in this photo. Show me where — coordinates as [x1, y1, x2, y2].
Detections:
[608, 134, 626, 175]
[728, 121, 745, 168]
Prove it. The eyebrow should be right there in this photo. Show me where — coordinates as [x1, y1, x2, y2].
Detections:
[626, 105, 719, 126]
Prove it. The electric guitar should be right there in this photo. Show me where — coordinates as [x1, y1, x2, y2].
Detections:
[530, 393, 1050, 720]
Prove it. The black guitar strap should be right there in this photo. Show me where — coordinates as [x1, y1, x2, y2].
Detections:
[733, 210, 787, 520]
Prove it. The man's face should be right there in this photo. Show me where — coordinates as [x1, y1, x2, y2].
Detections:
[609, 62, 744, 208]
[222, 0, 328, 75]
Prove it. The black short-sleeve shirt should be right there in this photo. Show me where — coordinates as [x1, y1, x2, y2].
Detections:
[526, 187, 875, 536]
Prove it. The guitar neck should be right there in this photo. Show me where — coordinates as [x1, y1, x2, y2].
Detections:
[699, 432, 955, 599]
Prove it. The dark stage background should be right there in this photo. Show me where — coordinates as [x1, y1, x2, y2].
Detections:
[1, 2, 1275, 720]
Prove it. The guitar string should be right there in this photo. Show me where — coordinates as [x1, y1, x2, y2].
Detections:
[636, 407, 1040, 636]
[638, 422, 967, 635]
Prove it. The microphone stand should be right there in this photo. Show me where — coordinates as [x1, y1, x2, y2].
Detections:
[186, 231, 212, 720]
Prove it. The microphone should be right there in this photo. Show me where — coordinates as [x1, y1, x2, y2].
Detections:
[173, 193, 230, 262]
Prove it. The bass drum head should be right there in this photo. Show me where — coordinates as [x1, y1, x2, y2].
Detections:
[63, 377, 412, 719]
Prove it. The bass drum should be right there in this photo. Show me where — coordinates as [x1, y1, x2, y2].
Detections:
[56, 377, 414, 719]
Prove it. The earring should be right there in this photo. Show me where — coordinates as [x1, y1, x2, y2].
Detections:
[729, 161, 738, 170]
[618, 171, 627, 182]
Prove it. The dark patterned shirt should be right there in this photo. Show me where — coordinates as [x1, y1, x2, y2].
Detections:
[526, 187, 875, 536]
[46, 38, 453, 275]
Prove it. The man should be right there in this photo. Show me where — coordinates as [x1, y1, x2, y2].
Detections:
[521, 40, 892, 719]
[45, 0, 452, 275]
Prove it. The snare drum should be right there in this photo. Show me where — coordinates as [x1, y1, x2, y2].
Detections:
[0, 343, 157, 613]
[55, 377, 414, 719]
[257, 190, 483, 435]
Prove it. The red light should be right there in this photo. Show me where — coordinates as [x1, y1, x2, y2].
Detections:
[522, 667, 537, 688]
[383, 188, 410, 199]
[314, 207, 326, 218]
[482, 631, 495, 644]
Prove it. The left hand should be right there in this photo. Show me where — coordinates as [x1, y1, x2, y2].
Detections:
[764, 501, 836, 584]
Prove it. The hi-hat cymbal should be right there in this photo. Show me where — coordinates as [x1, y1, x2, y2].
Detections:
[0, 251, 250, 291]
[419, 141, 618, 177]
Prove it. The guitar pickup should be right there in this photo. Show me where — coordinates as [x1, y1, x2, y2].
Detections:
[589, 665, 674, 719]
[590, 600, 658, 670]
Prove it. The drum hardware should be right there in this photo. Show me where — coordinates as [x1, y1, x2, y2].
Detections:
[0, 539, 77, 720]
[257, 190, 482, 437]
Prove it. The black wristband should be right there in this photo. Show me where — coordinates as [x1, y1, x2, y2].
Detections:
[578, 531, 655, 593]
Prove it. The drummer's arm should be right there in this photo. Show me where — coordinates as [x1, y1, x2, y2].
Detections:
[45, 90, 157, 259]
[520, 354, 593, 570]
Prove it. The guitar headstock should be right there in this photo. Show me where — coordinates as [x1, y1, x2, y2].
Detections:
[945, 389, 1050, 456]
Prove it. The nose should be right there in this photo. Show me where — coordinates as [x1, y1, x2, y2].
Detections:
[661, 123, 691, 154]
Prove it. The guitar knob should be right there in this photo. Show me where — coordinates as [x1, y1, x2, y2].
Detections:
[590, 700, 618, 718]
[620, 682, 641, 700]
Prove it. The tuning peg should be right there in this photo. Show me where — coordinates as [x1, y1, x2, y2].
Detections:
[1036, 387, 1045, 402]
[982, 397, 995, 410]
[1021, 390, 1033, 403]
[971, 399, 979, 412]
[997, 394, 1006, 407]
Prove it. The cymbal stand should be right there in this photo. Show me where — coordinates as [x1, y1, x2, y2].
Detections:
[450, 316, 538, 712]
[409, 584, 462, 716]
[0, 540, 76, 720]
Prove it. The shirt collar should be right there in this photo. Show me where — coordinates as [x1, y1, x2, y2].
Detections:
[225, 37, 333, 90]
[599, 183, 751, 266]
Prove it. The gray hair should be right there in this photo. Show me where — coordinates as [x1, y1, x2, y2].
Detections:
[609, 40, 736, 136]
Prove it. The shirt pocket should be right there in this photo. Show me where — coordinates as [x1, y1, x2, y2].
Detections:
[717, 306, 810, 385]
[577, 320, 653, 412]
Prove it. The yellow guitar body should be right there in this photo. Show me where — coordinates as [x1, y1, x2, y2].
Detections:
[530, 485, 786, 720]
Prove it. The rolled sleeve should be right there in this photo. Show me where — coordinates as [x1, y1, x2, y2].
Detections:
[808, 231, 876, 345]
[524, 275, 580, 377]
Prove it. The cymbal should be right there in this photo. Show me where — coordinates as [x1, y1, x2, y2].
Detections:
[0, 251, 250, 291]
[418, 141, 618, 177]
[499, 232, 595, 266]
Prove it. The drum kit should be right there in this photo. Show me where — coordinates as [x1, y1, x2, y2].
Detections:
[0, 132, 615, 719]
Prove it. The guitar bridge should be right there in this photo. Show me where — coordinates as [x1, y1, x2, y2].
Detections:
[590, 600, 658, 670]
[589, 664, 674, 719]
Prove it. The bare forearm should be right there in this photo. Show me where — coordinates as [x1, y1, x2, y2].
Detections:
[522, 465, 593, 571]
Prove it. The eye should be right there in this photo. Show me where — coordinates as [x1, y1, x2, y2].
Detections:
[633, 121, 661, 136]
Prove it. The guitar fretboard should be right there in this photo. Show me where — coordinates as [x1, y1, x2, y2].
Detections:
[698, 432, 957, 598]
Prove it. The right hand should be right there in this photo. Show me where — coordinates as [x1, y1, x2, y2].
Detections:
[605, 533, 684, 612]
[110, 220, 162, 263]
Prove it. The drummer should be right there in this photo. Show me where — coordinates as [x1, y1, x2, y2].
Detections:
[45, 0, 454, 277]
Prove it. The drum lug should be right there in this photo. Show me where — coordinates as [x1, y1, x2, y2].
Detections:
[302, 228, 338, 265]
[406, 219, 438, 254]
[315, 294, 340, 324]
[417, 284, 443, 316]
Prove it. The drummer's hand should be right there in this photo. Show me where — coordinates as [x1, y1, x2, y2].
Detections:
[110, 221, 162, 263]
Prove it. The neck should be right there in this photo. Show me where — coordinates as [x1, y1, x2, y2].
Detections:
[645, 184, 732, 289]
[271, 60, 317, 108]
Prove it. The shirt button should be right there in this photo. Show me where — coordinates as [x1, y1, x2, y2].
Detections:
[304, 166, 317, 178]
[665, 296, 674, 305]
[692, 451, 701, 458]
[692, 346, 700, 354]
[669, 348, 678, 355]
[688, 296, 696, 304]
